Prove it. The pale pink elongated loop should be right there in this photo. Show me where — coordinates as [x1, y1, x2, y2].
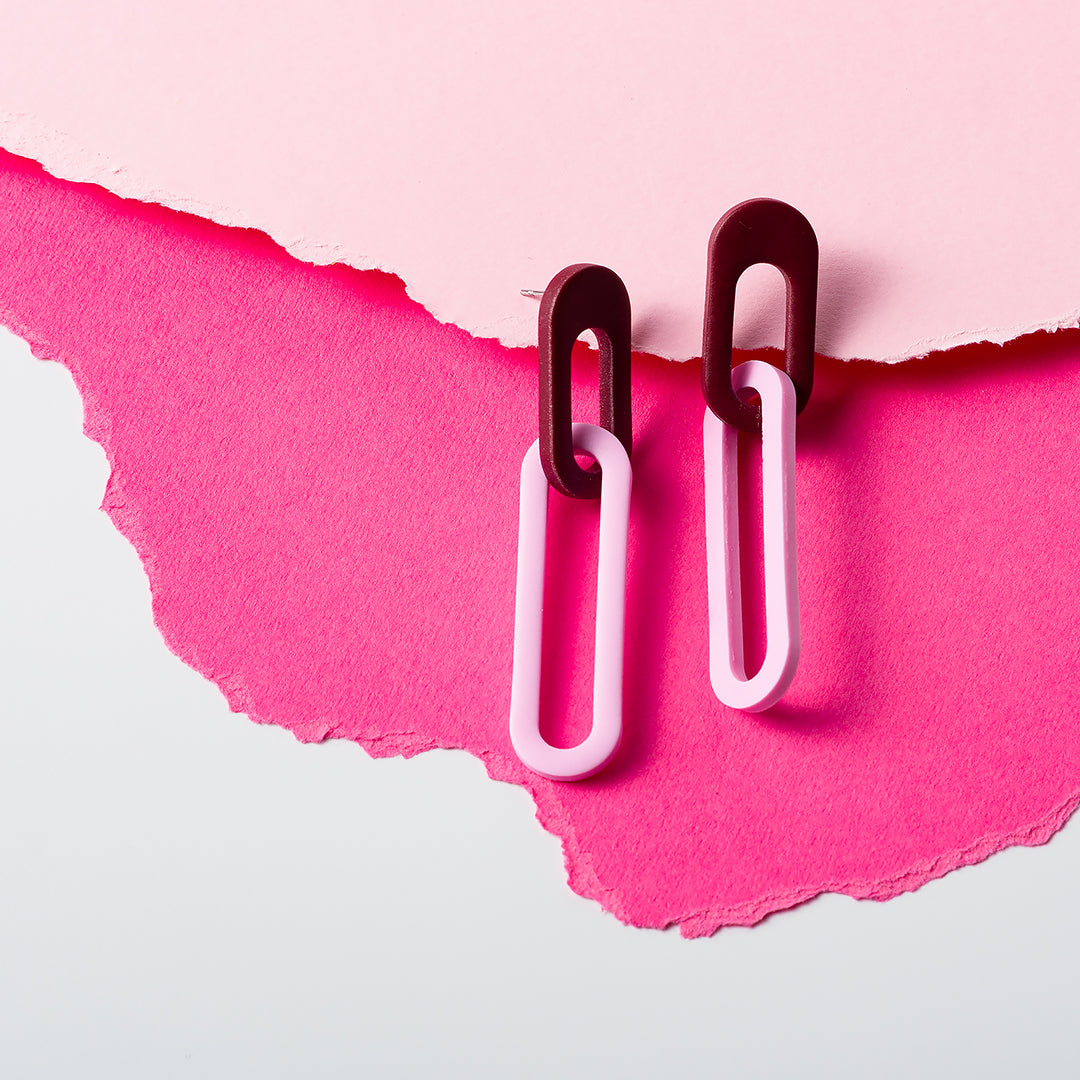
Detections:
[704, 360, 800, 711]
[509, 423, 632, 781]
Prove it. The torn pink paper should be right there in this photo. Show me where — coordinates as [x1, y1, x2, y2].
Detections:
[0, 1, 1078, 363]
[2, 148, 1079, 936]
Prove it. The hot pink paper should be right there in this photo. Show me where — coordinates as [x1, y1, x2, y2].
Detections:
[1, 1, 1078, 363]
[2, 149, 1079, 935]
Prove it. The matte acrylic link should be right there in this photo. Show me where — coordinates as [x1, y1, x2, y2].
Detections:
[704, 360, 799, 711]
[510, 423, 632, 781]
[539, 264, 632, 499]
[702, 198, 817, 434]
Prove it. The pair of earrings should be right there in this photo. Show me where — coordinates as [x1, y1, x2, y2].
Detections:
[509, 198, 818, 782]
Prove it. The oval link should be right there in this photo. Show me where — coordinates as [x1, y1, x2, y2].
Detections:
[704, 360, 800, 711]
[539, 264, 632, 499]
[701, 198, 817, 434]
[509, 423, 631, 780]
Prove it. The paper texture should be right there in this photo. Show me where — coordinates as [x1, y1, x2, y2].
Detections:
[1, 1, 1078, 363]
[2, 148, 1079, 935]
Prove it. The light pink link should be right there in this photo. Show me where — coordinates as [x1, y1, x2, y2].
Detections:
[704, 360, 800, 712]
[509, 423, 631, 780]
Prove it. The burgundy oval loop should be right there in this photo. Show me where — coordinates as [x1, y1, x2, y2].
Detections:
[701, 198, 818, 434]
[539, 263, 632, 499]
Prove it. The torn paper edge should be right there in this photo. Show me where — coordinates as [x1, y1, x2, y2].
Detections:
[4, 112, 1078, 366]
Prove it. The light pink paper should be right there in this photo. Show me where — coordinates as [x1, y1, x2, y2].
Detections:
[1, 1, 1078, 363]
[2, 149, 1079, 935]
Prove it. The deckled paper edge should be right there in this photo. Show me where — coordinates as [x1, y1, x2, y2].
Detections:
[0, 115, 361, 280]
[5, 112, 1078, 365]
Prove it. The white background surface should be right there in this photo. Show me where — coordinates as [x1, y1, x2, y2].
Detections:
[2, 323, 1078, 1077]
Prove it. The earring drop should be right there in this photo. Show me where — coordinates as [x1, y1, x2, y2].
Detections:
[701, 198, 818, 711]
[509, 264, 633, 781]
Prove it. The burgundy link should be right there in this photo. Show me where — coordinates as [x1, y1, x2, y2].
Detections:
[539, 264, 632, 499]
[702, 199, 818, 434]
